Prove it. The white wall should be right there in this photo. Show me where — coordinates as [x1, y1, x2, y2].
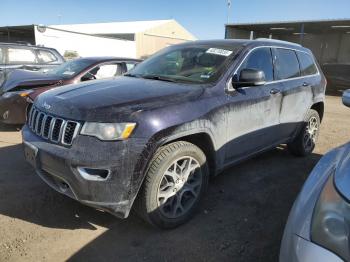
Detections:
[34, 25, 136, 58]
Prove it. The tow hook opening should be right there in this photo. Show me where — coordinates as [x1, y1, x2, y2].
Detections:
[77, 167, 111, 181]
[59, 181, 70, 192]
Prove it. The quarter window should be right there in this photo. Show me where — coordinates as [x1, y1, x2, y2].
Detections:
[37, 50, 58, 63]
[8, 48, 37, 64]
[274, 48, 300, 80]
[240, 48, 274, 82]
[297, 52, 318, 76]
[0, 48, 3, 64]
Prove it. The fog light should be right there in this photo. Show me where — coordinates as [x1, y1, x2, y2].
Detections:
[2, 110, 9, 120]
[77, 167, 110, 181]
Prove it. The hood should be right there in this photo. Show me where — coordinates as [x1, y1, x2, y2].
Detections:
[35, 76, 204, 122]
[334, 142, 350, 201]
[0, 69, 63, 93]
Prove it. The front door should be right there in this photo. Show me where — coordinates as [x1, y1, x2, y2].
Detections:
[224, 47, 283, 163]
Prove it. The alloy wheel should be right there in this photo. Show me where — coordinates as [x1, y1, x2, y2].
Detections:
[157, 156, 202, 219]
[303, 116, 318, 151]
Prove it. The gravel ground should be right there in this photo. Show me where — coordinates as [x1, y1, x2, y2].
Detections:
[0, 95, 349, 262]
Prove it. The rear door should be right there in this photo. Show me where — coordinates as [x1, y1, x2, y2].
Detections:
[273, 48, 316, 139]
[224, 47, 283, 162]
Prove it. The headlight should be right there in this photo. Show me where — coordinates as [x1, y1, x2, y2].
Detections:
[2, 90, 33, 98]
[80, 122, 136, 140]
[311, 170, 350, 261]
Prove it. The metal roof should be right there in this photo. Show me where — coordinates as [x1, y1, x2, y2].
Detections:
[49, 20, 175, 34]
[226, 18, 350, 26]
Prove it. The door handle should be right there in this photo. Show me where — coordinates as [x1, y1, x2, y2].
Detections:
[303, 82, 310, 87]
[270, 88, 281, 95]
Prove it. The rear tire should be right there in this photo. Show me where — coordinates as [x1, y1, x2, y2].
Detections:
[137, 141, 209, 229]
[288, 109, 320, 156]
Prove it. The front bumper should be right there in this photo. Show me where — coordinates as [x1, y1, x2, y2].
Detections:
[22, 125, 150, 218]
[280, 235, 342, 262]
[0, 94, 28, 124]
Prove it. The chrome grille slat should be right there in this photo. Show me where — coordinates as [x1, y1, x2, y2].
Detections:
[31, 109, 38, 129]
[62, 121, 80, 145]
[36, 113, 45, 135]
[26, 106, 79, 146]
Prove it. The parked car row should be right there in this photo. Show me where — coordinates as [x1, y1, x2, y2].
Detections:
[0, 56, 141, 124]
[2, 38, 350, 261]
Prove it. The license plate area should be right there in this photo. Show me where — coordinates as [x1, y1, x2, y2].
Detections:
[24, 142, 38, 168]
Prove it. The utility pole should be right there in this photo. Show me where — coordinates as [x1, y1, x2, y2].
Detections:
[227, 0, 231, 24]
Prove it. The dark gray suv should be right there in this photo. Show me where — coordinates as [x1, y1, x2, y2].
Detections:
[22, 39, 326, 228]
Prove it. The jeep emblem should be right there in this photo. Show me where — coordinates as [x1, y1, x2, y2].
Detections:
[43, 102, 51, 110]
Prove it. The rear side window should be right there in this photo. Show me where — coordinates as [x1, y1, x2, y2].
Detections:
[126, 62, 136, 71]
[240, 47, 274, 81]
[37, 50, 58, 63]
[297, 52, 318, 76]
[274, 48, 300, 80]
[8, 48, 37, 64]
[0, 48, 3, 64]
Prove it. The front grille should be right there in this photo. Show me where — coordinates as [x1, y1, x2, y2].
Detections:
[27, 106, 80, 146]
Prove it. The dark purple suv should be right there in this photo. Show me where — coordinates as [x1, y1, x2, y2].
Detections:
[22, 39, 326, 228]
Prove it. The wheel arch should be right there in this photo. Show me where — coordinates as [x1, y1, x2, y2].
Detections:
[160, 131, 217, 176]
[311, 101, 324, 122]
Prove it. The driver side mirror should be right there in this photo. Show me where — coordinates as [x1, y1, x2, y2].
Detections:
[233, 68, 266, 88]
[342, 89, 350, 107]
[81, 73, 95, 82]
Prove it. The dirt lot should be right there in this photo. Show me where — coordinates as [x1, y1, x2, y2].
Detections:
[0, 95, 349, 262]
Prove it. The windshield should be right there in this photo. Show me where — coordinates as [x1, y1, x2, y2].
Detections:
[44, 59, 93, 79]
[127, 44, 243, 84]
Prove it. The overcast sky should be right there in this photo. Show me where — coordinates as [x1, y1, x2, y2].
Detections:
[1, 0, 350, 39]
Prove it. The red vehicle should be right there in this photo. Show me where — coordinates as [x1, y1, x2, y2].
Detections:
[0, 57, 141, 124]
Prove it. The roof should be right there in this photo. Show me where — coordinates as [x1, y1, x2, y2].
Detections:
[176, 39, 307, 51]
[0, 41, 58, 50]
[49, 19, 174, 34]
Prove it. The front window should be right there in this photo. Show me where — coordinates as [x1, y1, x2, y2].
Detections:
[127, 44, 243, 84]
[239, 48, 274, 82]
[44, 59, 93, 79]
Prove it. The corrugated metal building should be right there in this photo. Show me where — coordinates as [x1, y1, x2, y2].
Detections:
[225, 19, 350, 65]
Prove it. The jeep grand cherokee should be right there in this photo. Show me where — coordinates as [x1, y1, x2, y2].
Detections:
[22, 39, 326, 229]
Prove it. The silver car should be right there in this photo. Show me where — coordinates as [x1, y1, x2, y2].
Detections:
[280, 90, 350, 262]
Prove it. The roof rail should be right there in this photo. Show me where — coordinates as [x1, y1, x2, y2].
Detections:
[255, 38, 302, 47]
[0, 41, 33, 46]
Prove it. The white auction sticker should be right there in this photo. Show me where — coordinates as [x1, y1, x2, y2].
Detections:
[62, 71, 75, 75]
[206, 48, 233, 57]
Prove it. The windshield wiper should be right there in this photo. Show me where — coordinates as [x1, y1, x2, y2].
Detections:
[124, 73, 141, 78]
[140, 74, 178, 83]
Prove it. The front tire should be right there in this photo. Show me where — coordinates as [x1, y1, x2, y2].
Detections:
[137, 141, 209, 229]
[288, 109, 320, 156]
